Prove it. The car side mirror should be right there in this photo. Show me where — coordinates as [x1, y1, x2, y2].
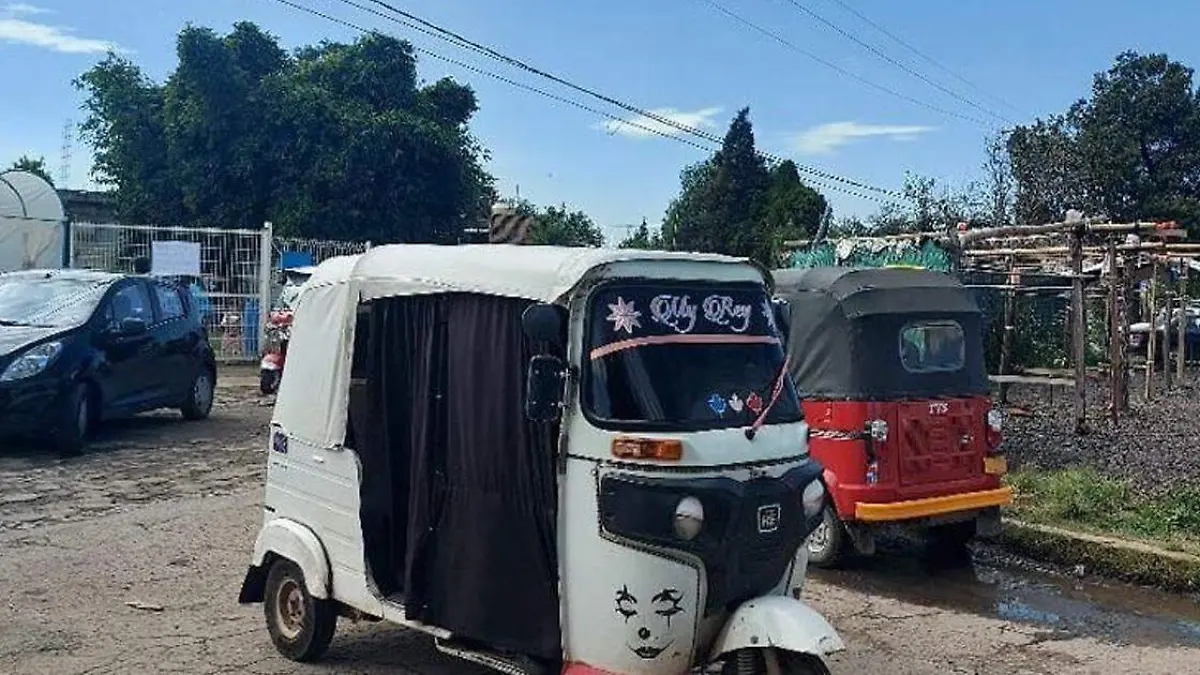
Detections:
[525, 354, 567, 423]
[522, 303, 566, 347]
[771, 298, 791, 342]
[114, 317, 148, 338]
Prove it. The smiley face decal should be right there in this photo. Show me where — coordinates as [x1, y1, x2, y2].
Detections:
[614, 585, 685, 659]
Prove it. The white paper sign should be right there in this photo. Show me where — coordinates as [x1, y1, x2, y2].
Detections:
[151, 240, 201, 276]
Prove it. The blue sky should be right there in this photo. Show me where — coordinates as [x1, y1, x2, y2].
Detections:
[2, 1, 1199, 243]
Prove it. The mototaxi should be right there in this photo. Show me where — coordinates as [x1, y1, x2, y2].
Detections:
[258, 265, 317, 395]
[772, 266, 1011, 566]
[238, 245, 843, 675]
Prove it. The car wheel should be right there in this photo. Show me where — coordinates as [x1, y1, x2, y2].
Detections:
[264, 559, 337, 662]
[55, 383, 91, 457]
[806, 504, 847, 568]
[180, 368, 215, 421]
[260, 369, 280, 396]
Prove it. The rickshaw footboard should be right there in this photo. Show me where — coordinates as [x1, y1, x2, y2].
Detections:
[853, 487, 1012, 523]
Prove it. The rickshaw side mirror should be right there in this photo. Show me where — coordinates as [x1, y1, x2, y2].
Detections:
[525, 354, 567, 423]
[772, 298, 792, 340]
[522, 303, 566, 347]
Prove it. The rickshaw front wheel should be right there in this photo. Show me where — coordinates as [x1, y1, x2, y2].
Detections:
[806, 505, 846, 568]
[264, 558, 337, 662]
[722, 648, 831, 675]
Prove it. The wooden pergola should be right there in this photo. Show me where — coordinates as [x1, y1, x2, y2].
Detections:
[784, 218, 1194, 434]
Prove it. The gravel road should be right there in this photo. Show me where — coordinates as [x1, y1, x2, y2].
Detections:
[1, 370, 1197, 674]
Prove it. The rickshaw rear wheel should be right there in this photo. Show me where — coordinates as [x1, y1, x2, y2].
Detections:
[264, 558, 337, 662]
[806, 505, 847, 568]
[721, 648, 831, 675]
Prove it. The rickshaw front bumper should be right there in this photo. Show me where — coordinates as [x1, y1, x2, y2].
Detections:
[853, 486, 1013, 523]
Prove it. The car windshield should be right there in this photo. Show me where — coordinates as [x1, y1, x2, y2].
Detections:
[0, 276, 109, 328]
[584, 281, 801, 431]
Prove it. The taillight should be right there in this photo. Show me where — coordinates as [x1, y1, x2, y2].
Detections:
[987, 409, 1003, 433]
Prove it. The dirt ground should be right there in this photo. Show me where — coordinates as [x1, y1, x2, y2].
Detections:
[1, 368, 1197, 675]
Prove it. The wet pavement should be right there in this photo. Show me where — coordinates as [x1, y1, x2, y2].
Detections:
[814, 542, 1200, 650]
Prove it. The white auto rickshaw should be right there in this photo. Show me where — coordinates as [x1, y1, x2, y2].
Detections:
[238, 245, 843, 675]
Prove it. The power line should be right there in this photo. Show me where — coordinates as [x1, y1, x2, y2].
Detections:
[773, 0, 1012, 125]
[267, 0, 894, 203]
[696, 0, 991, 128]
[825, 0, 1025, 116]
[337, 0, 901, 197]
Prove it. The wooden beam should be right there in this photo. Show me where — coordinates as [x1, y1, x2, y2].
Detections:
[1145, 257, 1159, 401]
[1106, 240, 1121, 425]
[989, 374, 1075, 387]
[998, 256, 1017, 405]
[1069, 227, 1088, 434]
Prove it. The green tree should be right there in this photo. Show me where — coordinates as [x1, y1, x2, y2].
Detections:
[7, 156, 54, 185]
[1007, 52, 1200, 232]
[618, 218, 664, 249]
[75, 22, 494, 242]
[506, 198, 605, 247]
[762, 160, 828, 243]
[661, 108, 788, 266]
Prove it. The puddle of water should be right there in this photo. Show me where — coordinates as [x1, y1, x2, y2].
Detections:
[812, 542, 1200, 648]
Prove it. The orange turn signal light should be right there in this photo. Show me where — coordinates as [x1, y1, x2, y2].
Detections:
[611, 437, 683, 461]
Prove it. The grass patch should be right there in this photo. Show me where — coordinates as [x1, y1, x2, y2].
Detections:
[1005, 468, 1200, 557]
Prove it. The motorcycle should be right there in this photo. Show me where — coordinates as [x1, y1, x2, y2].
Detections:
[259, 308, 294, 395]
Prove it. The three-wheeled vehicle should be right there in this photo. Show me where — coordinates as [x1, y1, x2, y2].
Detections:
[238, 245, 842, 675]
[259, 265, 317, 395]
[773, 267, 1011, 566]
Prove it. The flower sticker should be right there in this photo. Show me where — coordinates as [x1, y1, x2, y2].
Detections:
[746, 392, 764, 415]
[607, 296, 642, 335]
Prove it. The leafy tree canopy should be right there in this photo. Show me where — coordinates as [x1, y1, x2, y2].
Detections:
[510, 198, 605, 247]
[7, 156, 54, 186]
[76, 22, 495, 242]
[1007, 51, 1200, 234]
[618, 218, 665, 250]
[661, 108, 826, 267]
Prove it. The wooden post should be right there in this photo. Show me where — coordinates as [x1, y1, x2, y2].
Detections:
[998, 257, 1017, 404]
[1069, 227, 1087, 434]
[1177, 260, 1187, 381]
[1106, 240, 1121, 424]
[1122, 250, 1135, 411]
[1145, 257, 1158, 400]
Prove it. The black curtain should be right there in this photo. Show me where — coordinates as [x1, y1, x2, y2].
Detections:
[356, 293, 560, 660]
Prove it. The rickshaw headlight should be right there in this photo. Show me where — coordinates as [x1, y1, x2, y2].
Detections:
[987, 409, 1003, 432]
[673, 496, 704, 540]
[867, 419, 888, 442]
[801, 480, 825, 519]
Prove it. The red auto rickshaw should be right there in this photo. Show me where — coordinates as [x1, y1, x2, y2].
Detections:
[773, 267, 1011, 566]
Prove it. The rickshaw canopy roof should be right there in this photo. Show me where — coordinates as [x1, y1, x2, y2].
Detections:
[276, 245, 764, 449]
[772, 266, 989, 399]
[772, 266, 981, 318]
[302, 244, 759, 303]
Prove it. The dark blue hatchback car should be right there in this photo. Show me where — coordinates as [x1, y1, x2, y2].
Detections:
[0, 269, 217, 455]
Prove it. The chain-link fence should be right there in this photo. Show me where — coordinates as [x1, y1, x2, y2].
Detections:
[67, 222, 369, 362]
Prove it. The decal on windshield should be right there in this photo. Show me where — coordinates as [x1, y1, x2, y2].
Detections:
[706, 393, 727, 416]
[591, 287, 781, 360]
[729, 393, 745, 413]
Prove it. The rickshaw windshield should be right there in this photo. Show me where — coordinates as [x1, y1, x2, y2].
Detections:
[583, 281, 801, 431]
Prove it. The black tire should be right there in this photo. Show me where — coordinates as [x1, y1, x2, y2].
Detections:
[180, 368, 215, 421]
[721, 649, 831, 675]
[263, 559, 337, 663]
[260, 369, 280, 396]
[55, 383, 91, 457]
[806, 505, 847, 568]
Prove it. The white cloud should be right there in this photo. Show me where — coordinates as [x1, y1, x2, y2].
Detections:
[790, 121, 936, 155]
[599, 106, 723, 139]
[3, 3, 53, 14]
[0, 14, 122, 54]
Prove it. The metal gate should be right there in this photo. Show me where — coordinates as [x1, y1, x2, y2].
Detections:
[68, 222, 271, 362]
